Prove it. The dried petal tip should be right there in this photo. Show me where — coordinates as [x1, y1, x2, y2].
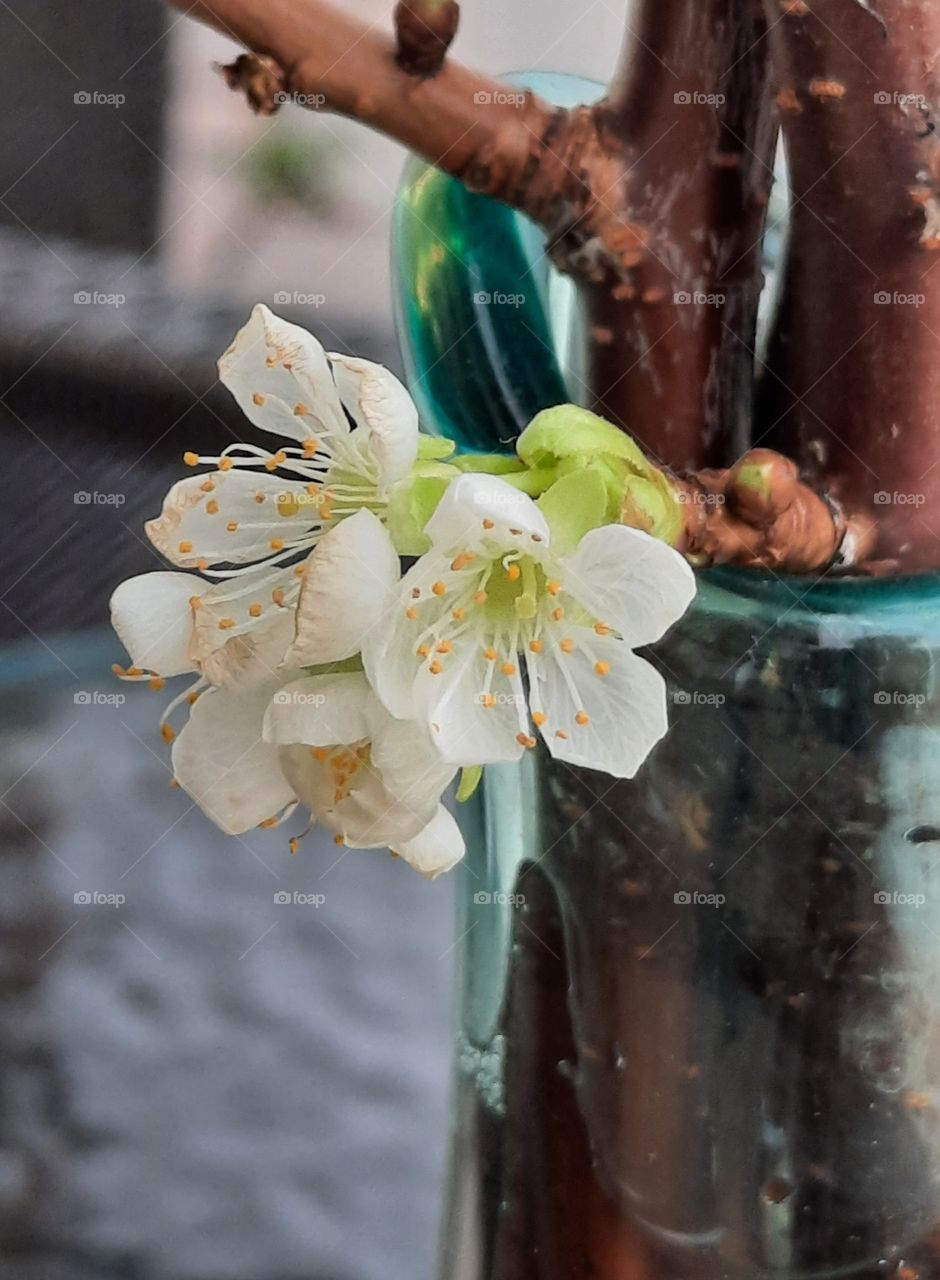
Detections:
[219, 53, 284, 117]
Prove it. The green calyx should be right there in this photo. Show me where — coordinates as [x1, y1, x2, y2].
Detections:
[385, 461, 459, 555]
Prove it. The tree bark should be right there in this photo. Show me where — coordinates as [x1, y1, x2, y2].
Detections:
[759, 0, 940, 569]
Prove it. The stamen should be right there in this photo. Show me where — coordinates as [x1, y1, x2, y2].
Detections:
[248, 603, 263, 618]
[160, 722, 175, 744]
[312, 748, 330, 762]
[206, 500, 219, 515]
[575, 711, 590, 726]
[529, 640, 543, 653]
[560, 639, 574, 654]
[417, 644, 430, 657]
[183, 451, 200, 467]
[255, 493, 266, 504]
[555, 729, 569, 740]
[506, 564, 521, 582]
[272, 588, 286, 606]
[200, 480, 215, 493]
[482, 693, 496, 709]
[334, 834, 346, 845]
[594, 622, 611, 636]
[452, 608, 465, 621]
[516, 733, 537, 749]
[484, 647, 497, 661]
[482, 519, 495, 530]
[226, 521, 239, 533]
[149, 677, 165, 692]
[219, 458, 234, 471]
[501, 661, 517, 677]
[294, 403, 309, 416]
[289, 838, 299, 855]
[189, 595, 201, 610]
[532, 711, 546, 727]
[547, 581, 562, 596]
[552, 607, 564, 622]
[270, 538, 285, 552]
[474, 590, 487, 605]
[429, 660, 444, 675]
[178, 541, 193, 554]
[432, 581, 447, 596]
[265, 450, 287, 472]
[436, 641, 452, 654]
[218, 618, 235, 630]
[595, 661, 610, 677]
[258, 816, 279, 829]
[252, 392, 266, 407]
[406, 607, 419, 621]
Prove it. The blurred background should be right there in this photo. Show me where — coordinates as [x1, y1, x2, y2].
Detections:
[0, 1, 622, 1275]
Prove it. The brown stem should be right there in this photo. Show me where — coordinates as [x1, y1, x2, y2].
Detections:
[579, 0, 776, 469]
[759, 0, 940, 569]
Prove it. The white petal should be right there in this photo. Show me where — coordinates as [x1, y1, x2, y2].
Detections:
[199, 607, 295, 690]
[146, 472, 319, 568]
[190, 564, 295, 670]
[283, 509, 400, 668]
[393, 805, 465, 879]
[419, 636, 524, 766]
[110, 572, 200, 677]
[329, 353, 419, 490]
[423, 472, 550, 554]
[367, 705, 456, 819]
[533, 634, 668, 778]
[561, 524, 696, 648]
[218, 304, 348, 442]
[278, 744, 427, 848]
[263, 672, 373, 746]
[172, 683, 295, 834]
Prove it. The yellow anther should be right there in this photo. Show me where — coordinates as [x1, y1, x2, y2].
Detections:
[218, 618, 235, 630]
[594, 622, 611, 636]
[482, 693, 496, 709]
[555, 729, 569, 740]
[160, 723, 175, 744]
[200, 480, 215, 493]
[429, 660, 444, 675]
[178, 541, 193, 554]
[302, 438, 318, 458]
[529, 639, 543, 654]
[312, 748, 330, 762]
[289, 837, 299, 855]
[270, 538, 285, 552]
[127, 667, 143, 677]
[532, 711, 546, 727]
[112, 663, 126, 677]
[196, 559, 209, 572]
[547, 581, 562, 596]
[272, 588, 286, 606]
[265, 450, 287, 472]
[501, 661, 517, 677]
[506, 564, 521, 582]
[560, 639, 574, 654]
[482, 518, 495, 530]
[411, 587, 422, 599]
[417, 644, 430, 658]
[255, 493, 266, 504]
[452, 608, 465, 621]
[552, 607, 564, 622]
[406, 607, 419, 621]
[306, 482, 320, 497]
[484, 647, 497, 661]
[183, 451, 199, 467]
[189, 595, 201, 610]
[219, 457, 234, 471]
[436, 641, 452, 654]
[432, 581, 447, 596]
[516, 733, 537, 749]
[474, 590, 487, 606]
[294, 403, 309, 416]
[451, 552, 476, 571]
[293, 564, 305, 578]
[248, 603, 262, 618]
[149, 677, 165, 692]
[186, 691, 200, 705]
[334, 834, 346, 846]
[206, 499, 219, 515]
[575, 710, 590, 726]
[258, 816, 279, 829]
[226, 521, 239, 533]
[252, 392, 266, 406]
[595, 661, 610, 677]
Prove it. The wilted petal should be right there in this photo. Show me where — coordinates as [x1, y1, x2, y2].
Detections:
[284, 509, 400, 668]
[172, 683, 296, 834]
[110, 572, 200, 677]
[218, 304, 348, 442]
[329, 353, 419, 489]
[146, 472, 317, 569]
[199, 607, 295, 690]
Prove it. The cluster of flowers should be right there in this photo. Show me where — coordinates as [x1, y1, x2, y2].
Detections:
[111, 306, 696, 878]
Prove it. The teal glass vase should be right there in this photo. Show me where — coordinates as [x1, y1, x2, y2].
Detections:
[393, 73, 940, 1280]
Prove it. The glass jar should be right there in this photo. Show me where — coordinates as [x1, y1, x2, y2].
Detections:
[440, 570, 940, 1280]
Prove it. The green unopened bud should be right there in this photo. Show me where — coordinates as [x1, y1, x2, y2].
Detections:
[517, 404, 653, 477]
[621, 476, 684, 546]
[456, 764, 483, 803]
[385, 462, 458, 555]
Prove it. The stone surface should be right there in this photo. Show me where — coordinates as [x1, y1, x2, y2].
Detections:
[0, 643, 457, 1278]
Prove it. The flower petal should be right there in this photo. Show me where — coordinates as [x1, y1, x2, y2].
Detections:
[561, 524, 696, 648]
[109, 572, 200, 677]
[283, 509, 400, 668]
[199, 607, 295, 690]
[146, 472, 319, 569]
[531, 634, 668, 778]
[423, 472, 550, 555]
[329, 353, 419, 490]
[172, 683, 296, 834]
[263, 672, 373, 747]
[218, 304, 348, 442]
[367, 705, 456, 819]
[392, 804, 465, 879]
[418, 637, 525, 766]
